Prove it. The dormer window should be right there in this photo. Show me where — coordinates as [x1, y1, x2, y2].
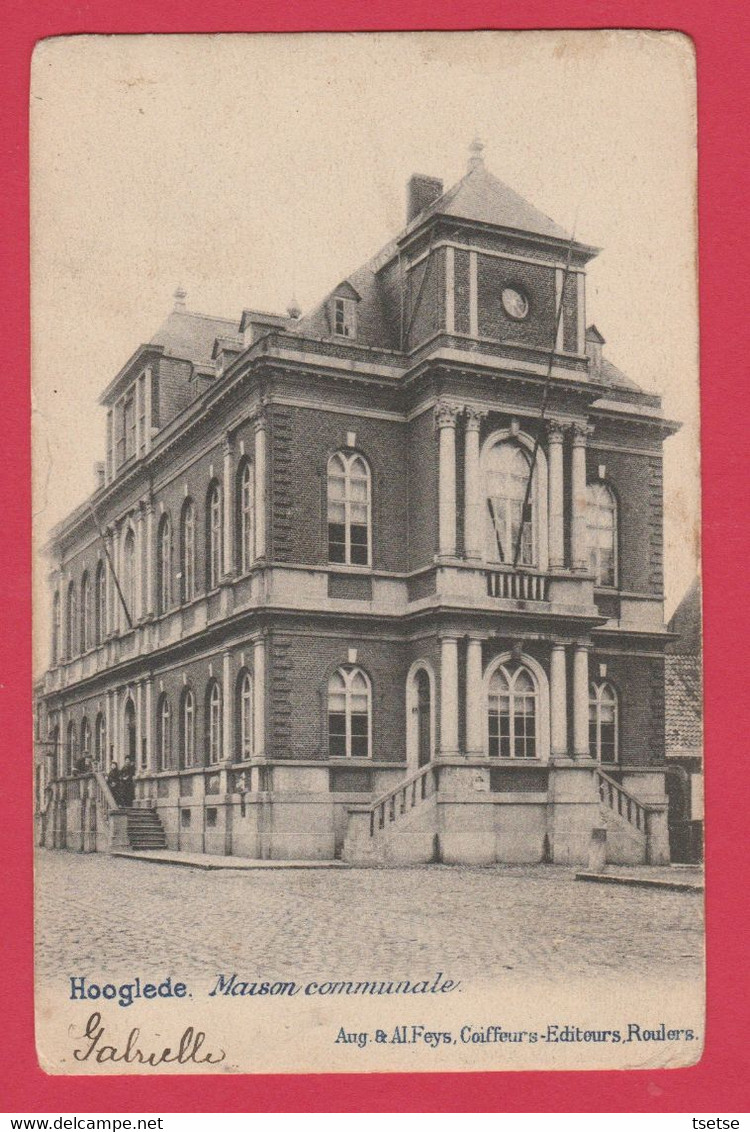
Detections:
[333, 297, 357, 339]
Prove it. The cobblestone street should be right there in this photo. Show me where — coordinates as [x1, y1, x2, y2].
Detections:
[35, 850, 703, 984]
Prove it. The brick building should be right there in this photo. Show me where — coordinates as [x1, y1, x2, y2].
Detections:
[665, 578, 703, 862]
[36, 144, 680, 865]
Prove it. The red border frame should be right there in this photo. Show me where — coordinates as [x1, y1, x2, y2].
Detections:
[3, 1, 749, 1113]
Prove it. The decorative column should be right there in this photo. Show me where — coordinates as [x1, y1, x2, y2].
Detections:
[144, 678, 153, 772]
[144, 499, 155, 617]
[572, 642, 590, 758]
[465, 636, 484, 755]
[571, 422, 593, 572]
[112, 522, 122, 634]
[253, 636, 266, 758]
[105, 528, 114, 637]
[144, 367, 153, 454]
[550, 643, 568, 759]
[253, 412, 268, 560]
[135, 681, 143, 775]
[546, 419, 566, 570]
[439, 635, 459, 755]
[435, 401, 459, 558]
[135, 506, 144, 622]
[105, 691, 113, 768]
[222, 651, 233, 762]
[463, 407, 486, 561]
[113, 688, 121, 765]
[223, 435, 235, 579]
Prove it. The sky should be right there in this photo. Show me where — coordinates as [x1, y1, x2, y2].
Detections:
[30, 31, 699, 668]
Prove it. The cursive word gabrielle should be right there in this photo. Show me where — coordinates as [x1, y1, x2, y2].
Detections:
[73, 1011, 226, 1065]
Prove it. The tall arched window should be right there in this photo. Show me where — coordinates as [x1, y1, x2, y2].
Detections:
[327, 667, 371, 758]
[327, 452, 371, 566]
[123, 697, 137, 764]
[49, 725, 60, 778]
[51, 590, 61, 664]
[236, 669, 253, 760]
[586, 483, 618, 587]
[484, 441, 535, 565]
[589, 681, 619, 763]
[157, 694, 172, 771]
[157, 513, 172, 614]
[66, 720, 77, 776]
[94, 560, 106, 645]
[206, 482, 222, 590]
[80, 572, 91, 653]
[180, 499, 196, 603]
[237, 460, 255, 574]
[80, 717, 91, 765]
[94, 712, 106, 766]
[66, 582, 77, 658]
[122, 529, 136, 625]
[487, 663, 538, 759]
[206, 679, 222, 765]
[181, 687, 196, 768]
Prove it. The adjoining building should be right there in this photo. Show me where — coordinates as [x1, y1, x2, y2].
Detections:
[35, 144, 680, 865]
[665, 578, 703, 863]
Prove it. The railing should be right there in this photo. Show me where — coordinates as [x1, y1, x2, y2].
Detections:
[597, 768, 650, 832]
[93, 769, 121, 823]
[486, 570, 549, 601]
[367, 763, 439, 839]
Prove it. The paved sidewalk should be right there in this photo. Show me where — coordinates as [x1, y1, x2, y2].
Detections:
[112, 849, 348, 870]
[575, 864, 703, 892]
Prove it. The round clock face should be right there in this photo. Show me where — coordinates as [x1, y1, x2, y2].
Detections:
[501, 287, 529, 320]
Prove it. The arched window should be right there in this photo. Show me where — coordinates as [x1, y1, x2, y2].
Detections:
[180, 499, 196, 603]
[94, 712, 106, 766]
[484, 441, 535, 565]
[81, 717, 91, 765]
[122, 529, 136, 625]
[94, 560, 106, 645]
[205, 679, 222, 765]
[51, 590, 61, 664]
[157, 513, 172, 614]
[181, 687, 196, 768]
[236, 669, 253, 760]
[206, 482, 222, 590]
[327, 452, 371, 566]
[487, 663, 538, 759]
[49, 725, 60, 778]
[66, 582, 77, 658]
[589, 681, 619, 763]
[123, 697, 137, 765]
[327, 667, 371, 758]
[66, 720, 77, 776]
[80, 572, 91, 653]
[586, 483, 618, 587]
[157, 694, 172, 771]
[237, 460, 255, 574]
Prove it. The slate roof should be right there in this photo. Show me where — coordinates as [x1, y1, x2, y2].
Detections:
[150, 309, 240, 368]
[416, 161, 574, 243]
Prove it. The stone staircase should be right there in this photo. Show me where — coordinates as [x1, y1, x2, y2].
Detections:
[343, 763, 440, 864]
[125, 807, 167, 851]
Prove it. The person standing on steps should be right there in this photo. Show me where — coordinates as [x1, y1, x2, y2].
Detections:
[106, 760, 121, 807]
[119, 756, 135, 808]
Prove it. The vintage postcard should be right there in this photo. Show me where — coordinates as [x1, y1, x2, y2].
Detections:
[31, 30, 703, 1075]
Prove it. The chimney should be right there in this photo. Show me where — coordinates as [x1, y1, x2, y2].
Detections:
[585, 325, 605, 379]
[173, 286, 187, 312]
[406, 174, 444, 224]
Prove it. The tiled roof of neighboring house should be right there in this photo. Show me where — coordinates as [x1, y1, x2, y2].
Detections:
[150, 309, 240, 368]
[599, 356, 641, 391]
[665, 655, 702, 755]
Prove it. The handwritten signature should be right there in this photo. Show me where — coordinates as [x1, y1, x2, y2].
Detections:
[73, 1011, 226, 1065]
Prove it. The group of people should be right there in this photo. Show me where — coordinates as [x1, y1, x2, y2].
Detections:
[106, 756, 136, 808]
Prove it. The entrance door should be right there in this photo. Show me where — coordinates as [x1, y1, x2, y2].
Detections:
[416, 669, 431, 767]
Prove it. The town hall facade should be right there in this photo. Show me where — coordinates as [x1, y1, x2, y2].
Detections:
[35, 145, 679, 865]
